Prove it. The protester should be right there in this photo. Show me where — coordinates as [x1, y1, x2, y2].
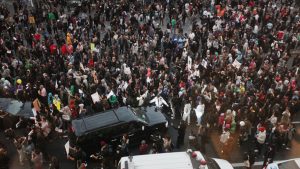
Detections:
[243, 150, 255, 169]
[162, 135, 173, 152]
[256, 126, 267, 155]
[13, 136, 27, 166]
[139, 140, 149, 155]
[262, 145, 276, 168]
[49, 156, 60, 169]
[198, 125, 208, 153]
[68, 146, 86, 169]
[176, 120, 186, 149]
[0, 143, 9, 169]
[31, 149, 43, 169]
[220, 128, 230, 154]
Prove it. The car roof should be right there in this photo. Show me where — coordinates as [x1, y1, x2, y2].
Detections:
[120, 152, 195, 169]
[120, 151, 209, 169]
[72, 106, 137, 136]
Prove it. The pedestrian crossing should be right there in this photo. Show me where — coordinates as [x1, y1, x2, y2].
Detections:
[232, 161, 264, 167]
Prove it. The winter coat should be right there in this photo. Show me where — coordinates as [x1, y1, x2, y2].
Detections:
[257, 131, 266, 144]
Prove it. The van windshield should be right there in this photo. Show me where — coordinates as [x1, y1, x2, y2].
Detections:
[190, 156, 220, 169]
[131, 108, 149, 124]
[206, 158, 221, 169]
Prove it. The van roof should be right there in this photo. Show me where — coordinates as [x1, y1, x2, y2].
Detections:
[72, 106, 137, 136]
[120, 151, 206, 169]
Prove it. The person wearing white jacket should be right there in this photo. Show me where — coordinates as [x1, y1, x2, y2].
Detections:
[256, 127, 266, 154]
[150, 95, 169, 108]
[194, 102, 205, 126]
[182, 100, 192, 125]
[137, 90, 149, 106]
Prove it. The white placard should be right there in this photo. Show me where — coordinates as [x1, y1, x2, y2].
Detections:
[232, 59, 242, 69]
[201, 59, 207, 69]
[106, 90, 115, 99]
[187, 56, 192, 70]
[91, 92, 100, 103]
[65, 141, 70, 156]
[124, 67, 131, 75]
[32, 108, 37, 117]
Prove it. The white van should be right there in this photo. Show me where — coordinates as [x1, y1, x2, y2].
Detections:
[118, 150, 234, 169]
[266, 158, 300, 169]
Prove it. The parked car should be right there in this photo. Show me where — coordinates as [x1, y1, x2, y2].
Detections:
[119, 150, 234, 169]
[266, 158, 300, 169]
[71, 106, 168, 155]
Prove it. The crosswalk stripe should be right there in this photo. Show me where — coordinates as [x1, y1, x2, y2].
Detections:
[231, 160, 286, 167]
[232, 160, 287, 167]
[232, 161, 264, 167]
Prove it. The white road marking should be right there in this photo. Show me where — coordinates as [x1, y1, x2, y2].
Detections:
[232, 160, 290, 167]
[232, 161, 264, 167]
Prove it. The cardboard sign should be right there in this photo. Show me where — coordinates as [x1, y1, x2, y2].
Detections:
[32, 99, 41, 112]
[201, 59, 208, 69]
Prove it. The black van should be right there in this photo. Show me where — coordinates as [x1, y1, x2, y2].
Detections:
[71, 106, 168, 155]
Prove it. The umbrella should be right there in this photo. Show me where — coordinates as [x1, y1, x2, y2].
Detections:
[0, 98, 34, 118]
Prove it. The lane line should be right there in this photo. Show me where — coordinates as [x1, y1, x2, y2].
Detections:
[232, 160, 290, 167]
[232, 161, 264, 167]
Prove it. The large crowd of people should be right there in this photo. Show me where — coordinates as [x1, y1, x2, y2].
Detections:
[0, 0, 300, 168]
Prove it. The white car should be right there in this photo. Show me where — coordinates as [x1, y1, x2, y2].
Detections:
[118, 150, 234, 169]
[267, 158, 300, 169]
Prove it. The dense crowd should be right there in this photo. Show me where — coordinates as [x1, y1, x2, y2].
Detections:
[0, 0, 300, 168]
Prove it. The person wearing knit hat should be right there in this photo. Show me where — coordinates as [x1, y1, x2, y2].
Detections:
[239, 120, 249, 145]
[16, 79, 22, 84]
[15, 79, 24, 100]
[256, 126, 266, 154]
